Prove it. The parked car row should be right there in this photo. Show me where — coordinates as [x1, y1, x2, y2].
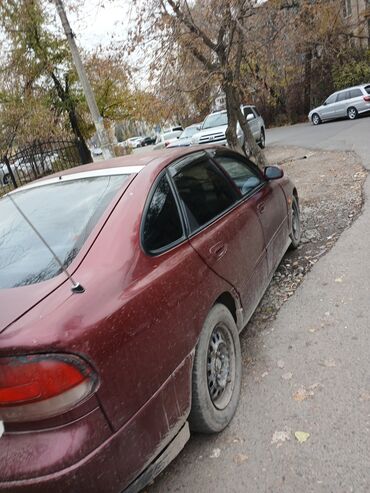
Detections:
[0, 145, 300, 493]
[308, 83, 370, 125]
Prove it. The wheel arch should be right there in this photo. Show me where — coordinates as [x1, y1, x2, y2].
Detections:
[213, 290, 244, 332]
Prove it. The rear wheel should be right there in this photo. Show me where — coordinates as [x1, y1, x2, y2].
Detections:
[189, 304, 241, 433]
[289, 196, 301, 249]
[347, 107, 358, 120]
[312, 113, 321, 125]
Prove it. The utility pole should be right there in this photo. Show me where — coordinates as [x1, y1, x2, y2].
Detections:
[53, 0, 114, 160]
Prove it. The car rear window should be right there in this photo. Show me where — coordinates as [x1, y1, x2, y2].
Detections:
[0, 175, 128, 289]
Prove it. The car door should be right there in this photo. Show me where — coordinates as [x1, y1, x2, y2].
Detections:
[243, 106, 259, 139]
[335, 90, 349, 118]
[214, 151, 289, 276]
[321, 93, 338, 120]
[169, 151, 268, 324]
[347, 87, 365, 113]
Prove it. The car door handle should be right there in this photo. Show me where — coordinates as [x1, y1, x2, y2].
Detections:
[257, 202, 265, 214]
[209, 242, 227, 259]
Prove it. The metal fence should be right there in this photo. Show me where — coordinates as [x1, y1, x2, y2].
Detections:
[0, 139, 88, 195]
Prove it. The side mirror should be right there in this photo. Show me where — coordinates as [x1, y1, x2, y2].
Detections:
[196, 125, 201, 130]
[264, 166, 284, 180]
[246, 114, 254, 122]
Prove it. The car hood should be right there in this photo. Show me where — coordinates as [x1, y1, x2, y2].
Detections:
[167, 137, 192, 147]
[195, 124, 227, 138]
[0, 277, 67, 334]
[309, 105, 325, 116]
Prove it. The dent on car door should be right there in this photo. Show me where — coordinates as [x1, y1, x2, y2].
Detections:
[170, 153, 268, 325]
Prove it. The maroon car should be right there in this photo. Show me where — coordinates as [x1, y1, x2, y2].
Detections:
[0, 146, 300, 492]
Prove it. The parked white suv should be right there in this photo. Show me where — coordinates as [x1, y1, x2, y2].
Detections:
[190, 105, 265, 148]
[309, 84, 370, 125]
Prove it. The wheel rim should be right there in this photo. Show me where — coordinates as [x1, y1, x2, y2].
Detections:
[348, 108, 356, 119]
[292, 202, 301, 242]
[260, 131, 265, 146]
[207, 323, 236, 410]
[313, 114, 319, 125]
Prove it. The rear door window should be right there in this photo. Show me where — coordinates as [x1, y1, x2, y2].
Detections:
[142, 175, 184, 253]
[349, 88, 363, 98]
[172, 157, 237, 232]
[336, 91, 348, 102]
[215, 155, 263, 196]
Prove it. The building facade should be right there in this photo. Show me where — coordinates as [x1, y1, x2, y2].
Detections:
[342, 0, 370, 47]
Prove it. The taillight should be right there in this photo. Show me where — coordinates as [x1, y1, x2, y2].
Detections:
[0, 354, 97, 422]
[363, 96, 370, 102]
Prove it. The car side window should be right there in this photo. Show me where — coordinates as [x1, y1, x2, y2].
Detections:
[349, 88, 362, 98]
[325, 94, 337, 105]
[142, 174, 183, 253]
[172, 158, 237, 232]
[365, 86, 370, 95]
[215, 155, 262, 196]
[244, 107, 255, 119]
[253, 107, 261, 117]
[337, 91, 347, 102]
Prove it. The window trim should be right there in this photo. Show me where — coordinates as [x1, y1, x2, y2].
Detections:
[168, 149, 266, 239]
[140, 170, 187, 257]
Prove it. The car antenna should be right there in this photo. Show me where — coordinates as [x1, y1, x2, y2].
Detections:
[7, 193, 85, 294]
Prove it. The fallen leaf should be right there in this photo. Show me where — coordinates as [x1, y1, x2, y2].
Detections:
[210, 448, 221, 458]
[277, 360, 285, 369]
[293, 387, 314, 401]
[271, 430, 290, 444]
[335, 277, 343, 283]
[233, 453, 248, 465]
[359, 392, 370, 401]
[261, 371, 269, 378]
[282, 372, 293, 380]
[295, 431, 310, 443]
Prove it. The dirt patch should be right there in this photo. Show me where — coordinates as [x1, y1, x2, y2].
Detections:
[246, 145, 367, 336]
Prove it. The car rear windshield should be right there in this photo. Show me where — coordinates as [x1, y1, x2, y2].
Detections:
[202, 112, 228, 129]
[0, 175, 128, 289]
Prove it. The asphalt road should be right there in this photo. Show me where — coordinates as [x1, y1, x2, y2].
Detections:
[147, 115, 370, 493]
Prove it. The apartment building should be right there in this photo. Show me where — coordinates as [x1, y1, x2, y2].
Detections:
[342, 0, 370, 47]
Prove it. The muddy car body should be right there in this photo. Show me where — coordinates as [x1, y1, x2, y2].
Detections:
[0, 146, 299, 492]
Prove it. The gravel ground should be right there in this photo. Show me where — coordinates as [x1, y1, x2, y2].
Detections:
[247, 145, 367, 338]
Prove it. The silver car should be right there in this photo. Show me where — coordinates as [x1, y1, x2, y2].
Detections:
[190, 105, 265, 148]
[309, 84, 370, 125]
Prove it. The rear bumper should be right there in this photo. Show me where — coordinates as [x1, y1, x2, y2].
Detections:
[0, 353, 193, 493]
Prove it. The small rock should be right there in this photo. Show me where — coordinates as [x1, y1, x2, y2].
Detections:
[282, 372, 293, 380]
[277, 359, 285, 369]
[210, 448, 221, 459]
[233, 453, 248, 465]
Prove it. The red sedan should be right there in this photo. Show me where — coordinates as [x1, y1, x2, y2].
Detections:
[0, 146, 300, 492]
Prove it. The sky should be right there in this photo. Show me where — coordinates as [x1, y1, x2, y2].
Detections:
[70, 1, 132, 51]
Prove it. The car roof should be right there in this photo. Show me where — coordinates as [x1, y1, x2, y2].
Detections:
[14, 146, 224, 191]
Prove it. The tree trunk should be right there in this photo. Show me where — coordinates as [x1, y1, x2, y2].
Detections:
[224, 83, 268, 170]
[50, 72, 92, 164]
[303, 50, 312, 116]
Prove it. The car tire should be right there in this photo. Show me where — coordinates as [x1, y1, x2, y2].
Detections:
[259, 128, 266, 149]
[347, 107, 358, 120]
[289, 195, 301, 249]
[189, 303, 242, 434]
[3, 174, 10, 185]
[312, 113, 321, 125]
